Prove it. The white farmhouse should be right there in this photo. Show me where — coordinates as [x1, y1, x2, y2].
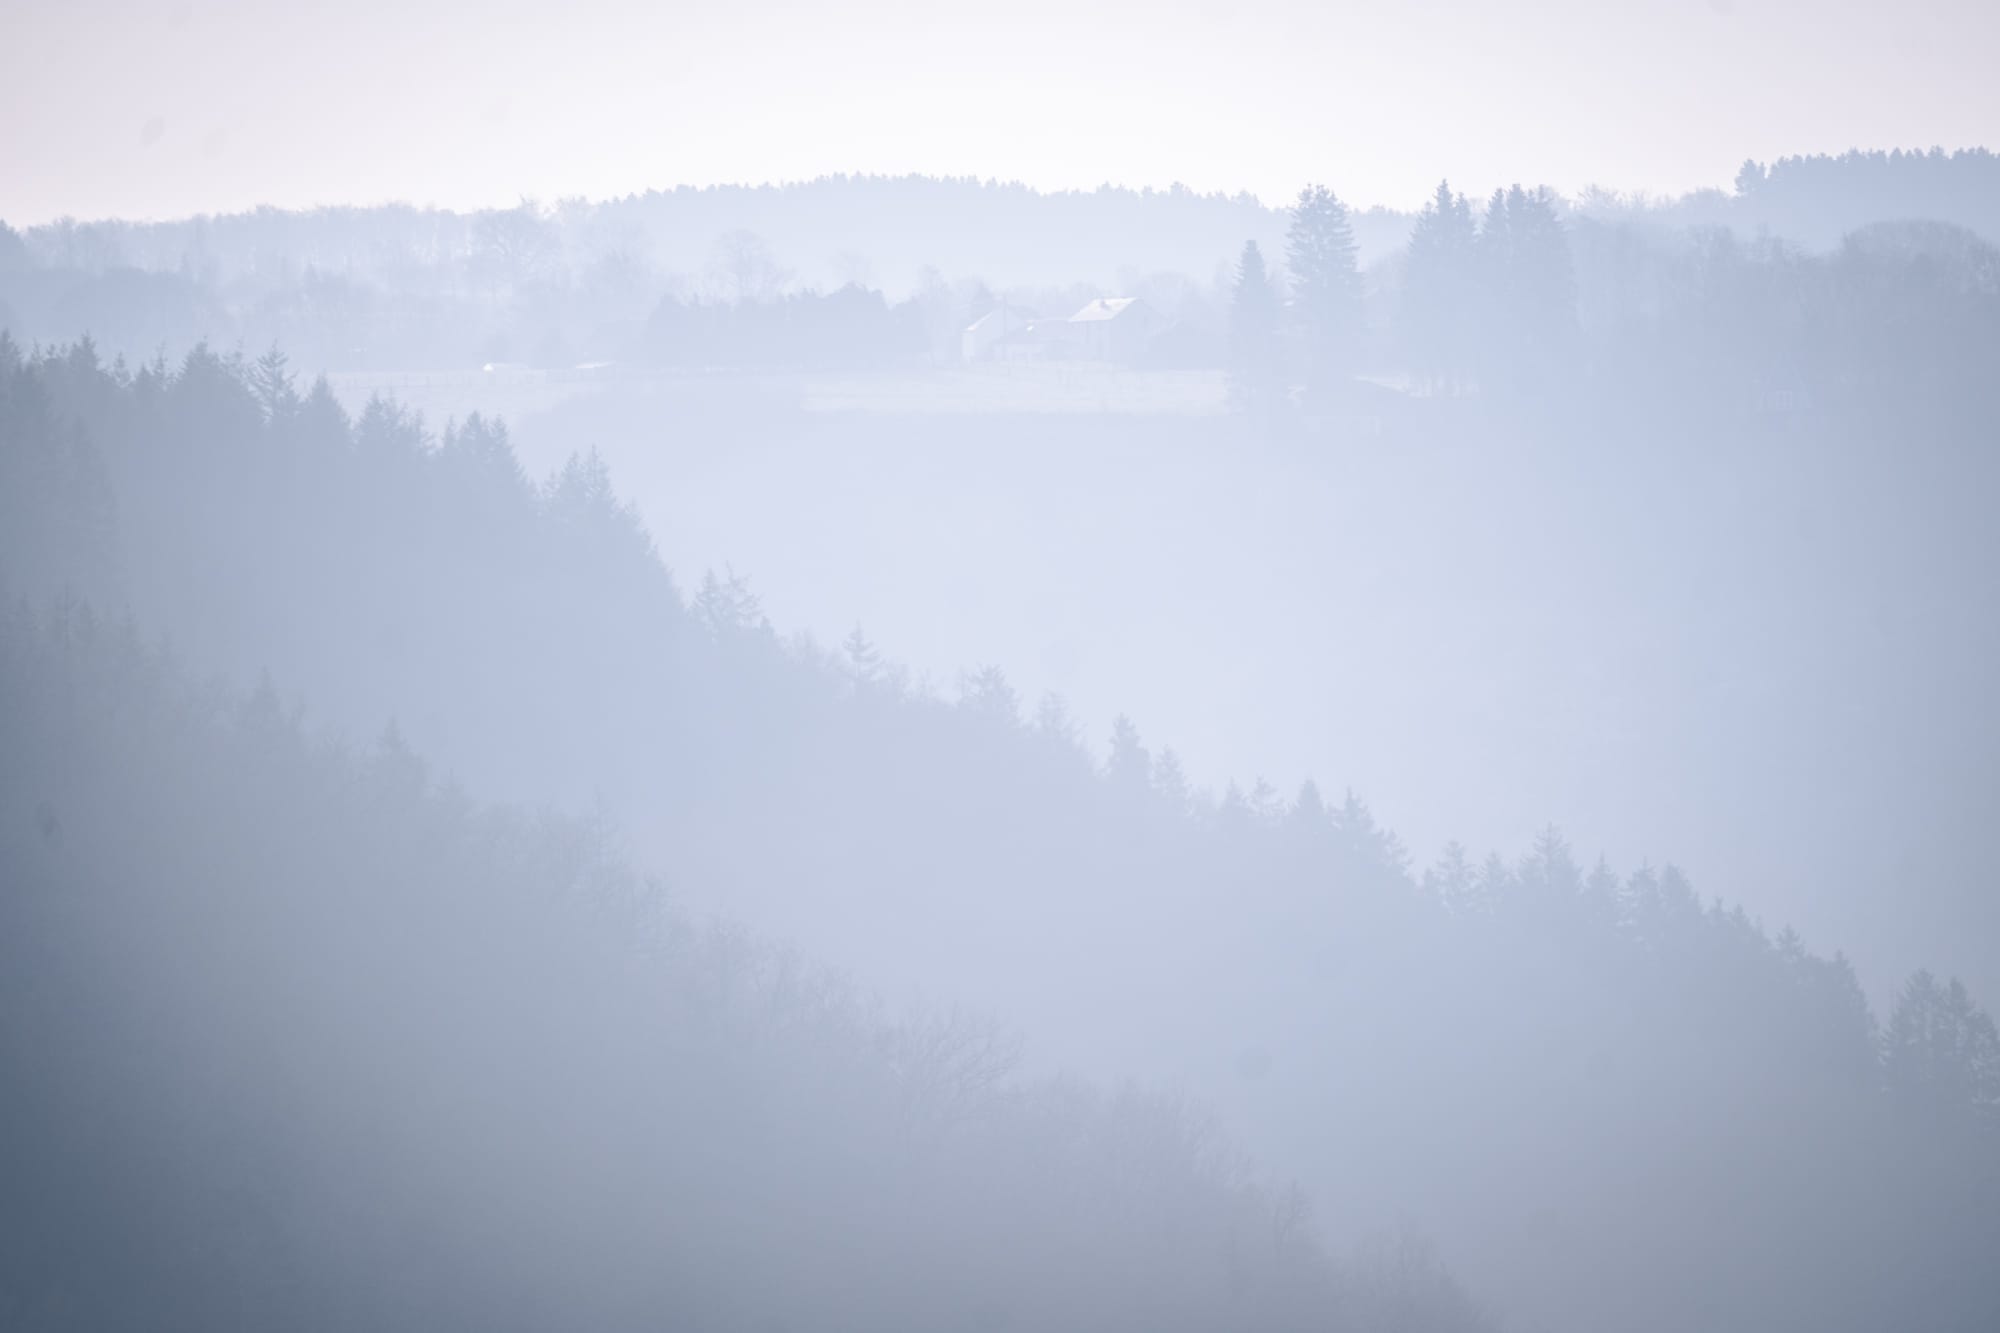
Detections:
[1066, 297, 1162, 364]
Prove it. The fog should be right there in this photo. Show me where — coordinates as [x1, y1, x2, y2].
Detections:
[477, 367, 1995, 1014]
[7, 1, 1999, 219]
[5, 16, 2000, 1333]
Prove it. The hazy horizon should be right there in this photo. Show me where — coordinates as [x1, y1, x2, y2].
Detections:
[5, 0, 1998, 226]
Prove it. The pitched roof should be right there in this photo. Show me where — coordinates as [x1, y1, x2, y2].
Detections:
[1069, 297, 1142, 322]
[963, 305, 1040, 335]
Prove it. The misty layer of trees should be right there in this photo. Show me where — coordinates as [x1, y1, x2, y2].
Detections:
[644, 278, 928, 369]
[1225, 175, 2000, 412]
[4, 152, 1997, 378]
[0, 180, 1299, 372]
[5, 337, 1997, 1332]
[4, 600, 1522, 1333]
[1726, 149, 2000, 247]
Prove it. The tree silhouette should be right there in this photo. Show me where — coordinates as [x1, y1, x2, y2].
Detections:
[1883, 970, 2000, 1114]
[250, 342, 299, 423]
[1475, 185, 1575, 391]
[1227, 239, 1283, 415]
[1402, 180, 1478, 392]
[1105, 713, 1153, 803]
[1285, 184, 1362, 399]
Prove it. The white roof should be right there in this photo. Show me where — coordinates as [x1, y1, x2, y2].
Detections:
[1069, 297, 1141, 322]
[963, 305, 1040, 335]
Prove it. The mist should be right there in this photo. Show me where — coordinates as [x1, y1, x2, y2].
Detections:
[4, 10, 1999, 1333]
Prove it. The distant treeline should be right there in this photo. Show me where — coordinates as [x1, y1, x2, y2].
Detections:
[3, 152, 1997, 376]
[5, 338, 1997, 1333]
[1225, 177, 2000, 414]
[1729, 148, 2000, 247]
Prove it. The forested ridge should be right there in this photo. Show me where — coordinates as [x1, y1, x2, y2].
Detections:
[4, 150, 1997, 379]
[4, 336, 1998, 1331]
[6, 602, 1483, 1333]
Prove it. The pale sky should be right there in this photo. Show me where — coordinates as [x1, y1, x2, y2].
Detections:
[3, 0, 1995, 224]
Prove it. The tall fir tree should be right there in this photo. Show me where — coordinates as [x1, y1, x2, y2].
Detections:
[1104, 714, 1153, 803]
[1227, 239, 1284, 415]
[1476, 184, 1575, 391]
[1883, 970, 2000, 1112]
[1285, 184, 1362, 399]
[1425, 839, 1479, 915]
[250, 342, 300, 425]
[1401, 180, 1478, 392]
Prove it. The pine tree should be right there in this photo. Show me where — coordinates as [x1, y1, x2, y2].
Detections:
[1105, 714, 1152, 802]
[1476, 851, 1513, 912]
[694, 566, 765, 638]
[1476, 185, 1575, 391]
[1332, 788, 1405, 873]
[1227, 239, 1283, 414]
[1289, 779, 1328, 829]
[1032, 693, 1083, 751]
[1424, 840, 1479, 914]
[1401, 180, 1477, 391]
[1474, 187, 1516, 388]
[251, 343, 300, 424]
[957, 665, 1020, 728]
[1285, 184, 1362, 398]
[1883, 970, 2000, 1112]
[1215, 781, 1252, 833]
[1152, 748, 1192, 816]
[1247, 777, 1283, 824]
[1510, 186, 1577, 371]
[842, 625, 881, 684]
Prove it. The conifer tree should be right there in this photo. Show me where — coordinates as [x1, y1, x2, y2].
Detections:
[1402, 180, 1478, 391]
[250, 343, 299, 424]
[1105, 714, 1152, 801]
[1476, 185, 1575, 391]
[1227, 239, 1283, 414]
[842, 625, 882, 684]
[1285, 184, 1362, 398]
[1883, 970, 2000, 1111]
[1425, 840, 1478, 914]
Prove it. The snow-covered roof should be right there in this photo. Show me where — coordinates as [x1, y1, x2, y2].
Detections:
[1068, 297, 1142, 322]
[963, 305, 1040, 335]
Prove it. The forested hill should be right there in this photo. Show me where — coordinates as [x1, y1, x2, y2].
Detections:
[5, 162, 1996, 393]
[3, 602, 1501, 1333]
[1, 176, 1335, 296]
[5, 337, 1998, 1332]
[1722, 148, 2000, 248]
[7, 152, 1996, 297]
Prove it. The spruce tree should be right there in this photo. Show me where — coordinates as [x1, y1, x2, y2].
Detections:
[1285, 184, 1362, 398]
[1105, 714, 1153, 801]
[1227, 239, 1283, 415]
[1476, 184, 1575, 391]
[251, 343, 299, 424]
[1402, 180, 1477, 391]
